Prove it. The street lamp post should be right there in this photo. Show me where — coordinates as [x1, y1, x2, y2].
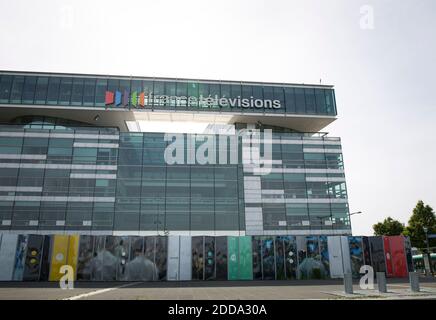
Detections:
[423, 226, 433, 275]
[348, 211, 363, 238]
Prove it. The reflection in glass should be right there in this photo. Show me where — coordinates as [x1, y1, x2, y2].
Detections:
[192, 236, 204, 280]
[125, 236, 159, 281]
[275, 237, 285, 280]
[215, 237, 227, 280]
[252, 236, 263, 280]
[261, 237, 275, 280]
[204, 236, 215, 280]
[155, 236, 168, 280]
[77, 235, 94, 281]
[283, 236, 297, 280]
[319, 236, 330, 277]
[348, 236, 363, 278]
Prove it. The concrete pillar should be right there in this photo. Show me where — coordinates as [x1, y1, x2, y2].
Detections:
[376, 272, 387, 293]
[409, 272, 420, 292]
[343, 273, 353, 294]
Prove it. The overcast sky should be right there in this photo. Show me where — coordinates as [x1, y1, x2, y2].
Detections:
[1, 0, 435, 235]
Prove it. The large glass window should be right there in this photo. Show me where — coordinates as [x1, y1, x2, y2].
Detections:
[34, 77, 48, 104]
[315, 89, 327, 114]
[47, 77, 60, 105]
[325, 89, 336, 115]
[0, 75, 13, 103]
[58, 77, 72, 105]
[22, 76, 37, 104]
[272, 86, 285, 113]
[294, 88, 306, 113]
[10, 76, 25, 103]
[284, 87, 295, 113]
[83, 78, 96, 106]
[71, 78, 84, 106]
[304, 88, 316, 114]
[95, 78, 107, 106]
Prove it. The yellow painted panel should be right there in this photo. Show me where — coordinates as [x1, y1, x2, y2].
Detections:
[49, 235, 69, 281]
[67, 235, 80, 280]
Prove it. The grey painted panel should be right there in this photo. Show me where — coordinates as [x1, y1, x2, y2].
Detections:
[0, 234, 18, 281]
[167, 236, 180, 281]
[340, 236, 352, 275]
[179, 236, 192, 281]
[327, 236, 344, 278]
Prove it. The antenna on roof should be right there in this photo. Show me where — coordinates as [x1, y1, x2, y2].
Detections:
[320, 79, 322, 84]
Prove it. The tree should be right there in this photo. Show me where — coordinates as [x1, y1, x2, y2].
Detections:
[373, 217, 405, 236]
[403, 200, 436, 250]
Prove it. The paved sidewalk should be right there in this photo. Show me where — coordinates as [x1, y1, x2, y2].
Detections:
[0, 279, 435, 300]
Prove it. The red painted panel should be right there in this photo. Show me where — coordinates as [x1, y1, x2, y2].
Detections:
[383, 236, 393, 277]
[390, 236, 408, 277]
[139, 92, 145, 107]
[105, 91, 114, 105]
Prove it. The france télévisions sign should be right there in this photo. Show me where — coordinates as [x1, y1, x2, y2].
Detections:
[105, 90, 282, 109]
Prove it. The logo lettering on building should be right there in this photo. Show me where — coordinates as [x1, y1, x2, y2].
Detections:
[104, 90, 281, 109]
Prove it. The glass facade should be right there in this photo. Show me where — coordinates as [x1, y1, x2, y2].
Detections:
[0, 71, 337, 116]
[0, 122, 350, 233]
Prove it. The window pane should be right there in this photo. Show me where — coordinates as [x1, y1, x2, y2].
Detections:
[10, 75, 25, 103]
[22, 76, 37, 104]
[0, 75, 13, 103]
[304, 88, 316, 113]
[95, 79, 107, 106]
[83, 78, 96, 106]
[47, 77, 60, 105]
[34, 77, 48, 104]
[71, 78, 84, 106]
[58, 77, 72, 105]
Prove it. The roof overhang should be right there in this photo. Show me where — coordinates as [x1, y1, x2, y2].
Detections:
[0, 105, 336, 132]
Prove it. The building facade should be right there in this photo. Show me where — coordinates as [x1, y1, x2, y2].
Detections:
[0, 70, 349, 236]
[0, 70, 367, 282]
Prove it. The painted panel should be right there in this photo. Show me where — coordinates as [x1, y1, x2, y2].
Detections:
[362, 237, 371, 266]
[215, 236, 227, 281]
[238, 236, 253, 280]
[155, 237, 167, 281]
[167, 235, 180, 281]
[92, 235, 106, 281]
[0, 234, 18, 281]
[275, 237, 286, 280]
[77, 235, 94, 281]
[297, 236, 328, 279]
[13, 235, 28, 281]
[390, 236, 407, 277]
[204, 236, 215, 280]
[39, 235, 52, 281]
[103, 236, 122, 281]
[383, 236, 394, 277]
[192, 236, 204, 280]
[328, 236, 344, 278]
[23, 235, 44, 281]
[49, 235, 69, 281]
[252, 236, 262, 280]
[348, 236, 364, 278]
[404, 237, 414, 273]
[340, 236, 352, 275]
[227, 236, 239, 280]
[283, 236, 297, 280]
[261, 237, 275, 280]
[125, 236, 158, 281]
[67, 235, 79, 281]
[179, 236, 192, 281]
[369, 236, 386, 274]
[319, 236, 330, 278]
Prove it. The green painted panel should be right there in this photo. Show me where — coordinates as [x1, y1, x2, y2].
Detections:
[227, 236, 239, 280]
[238, 236, 253, 280]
